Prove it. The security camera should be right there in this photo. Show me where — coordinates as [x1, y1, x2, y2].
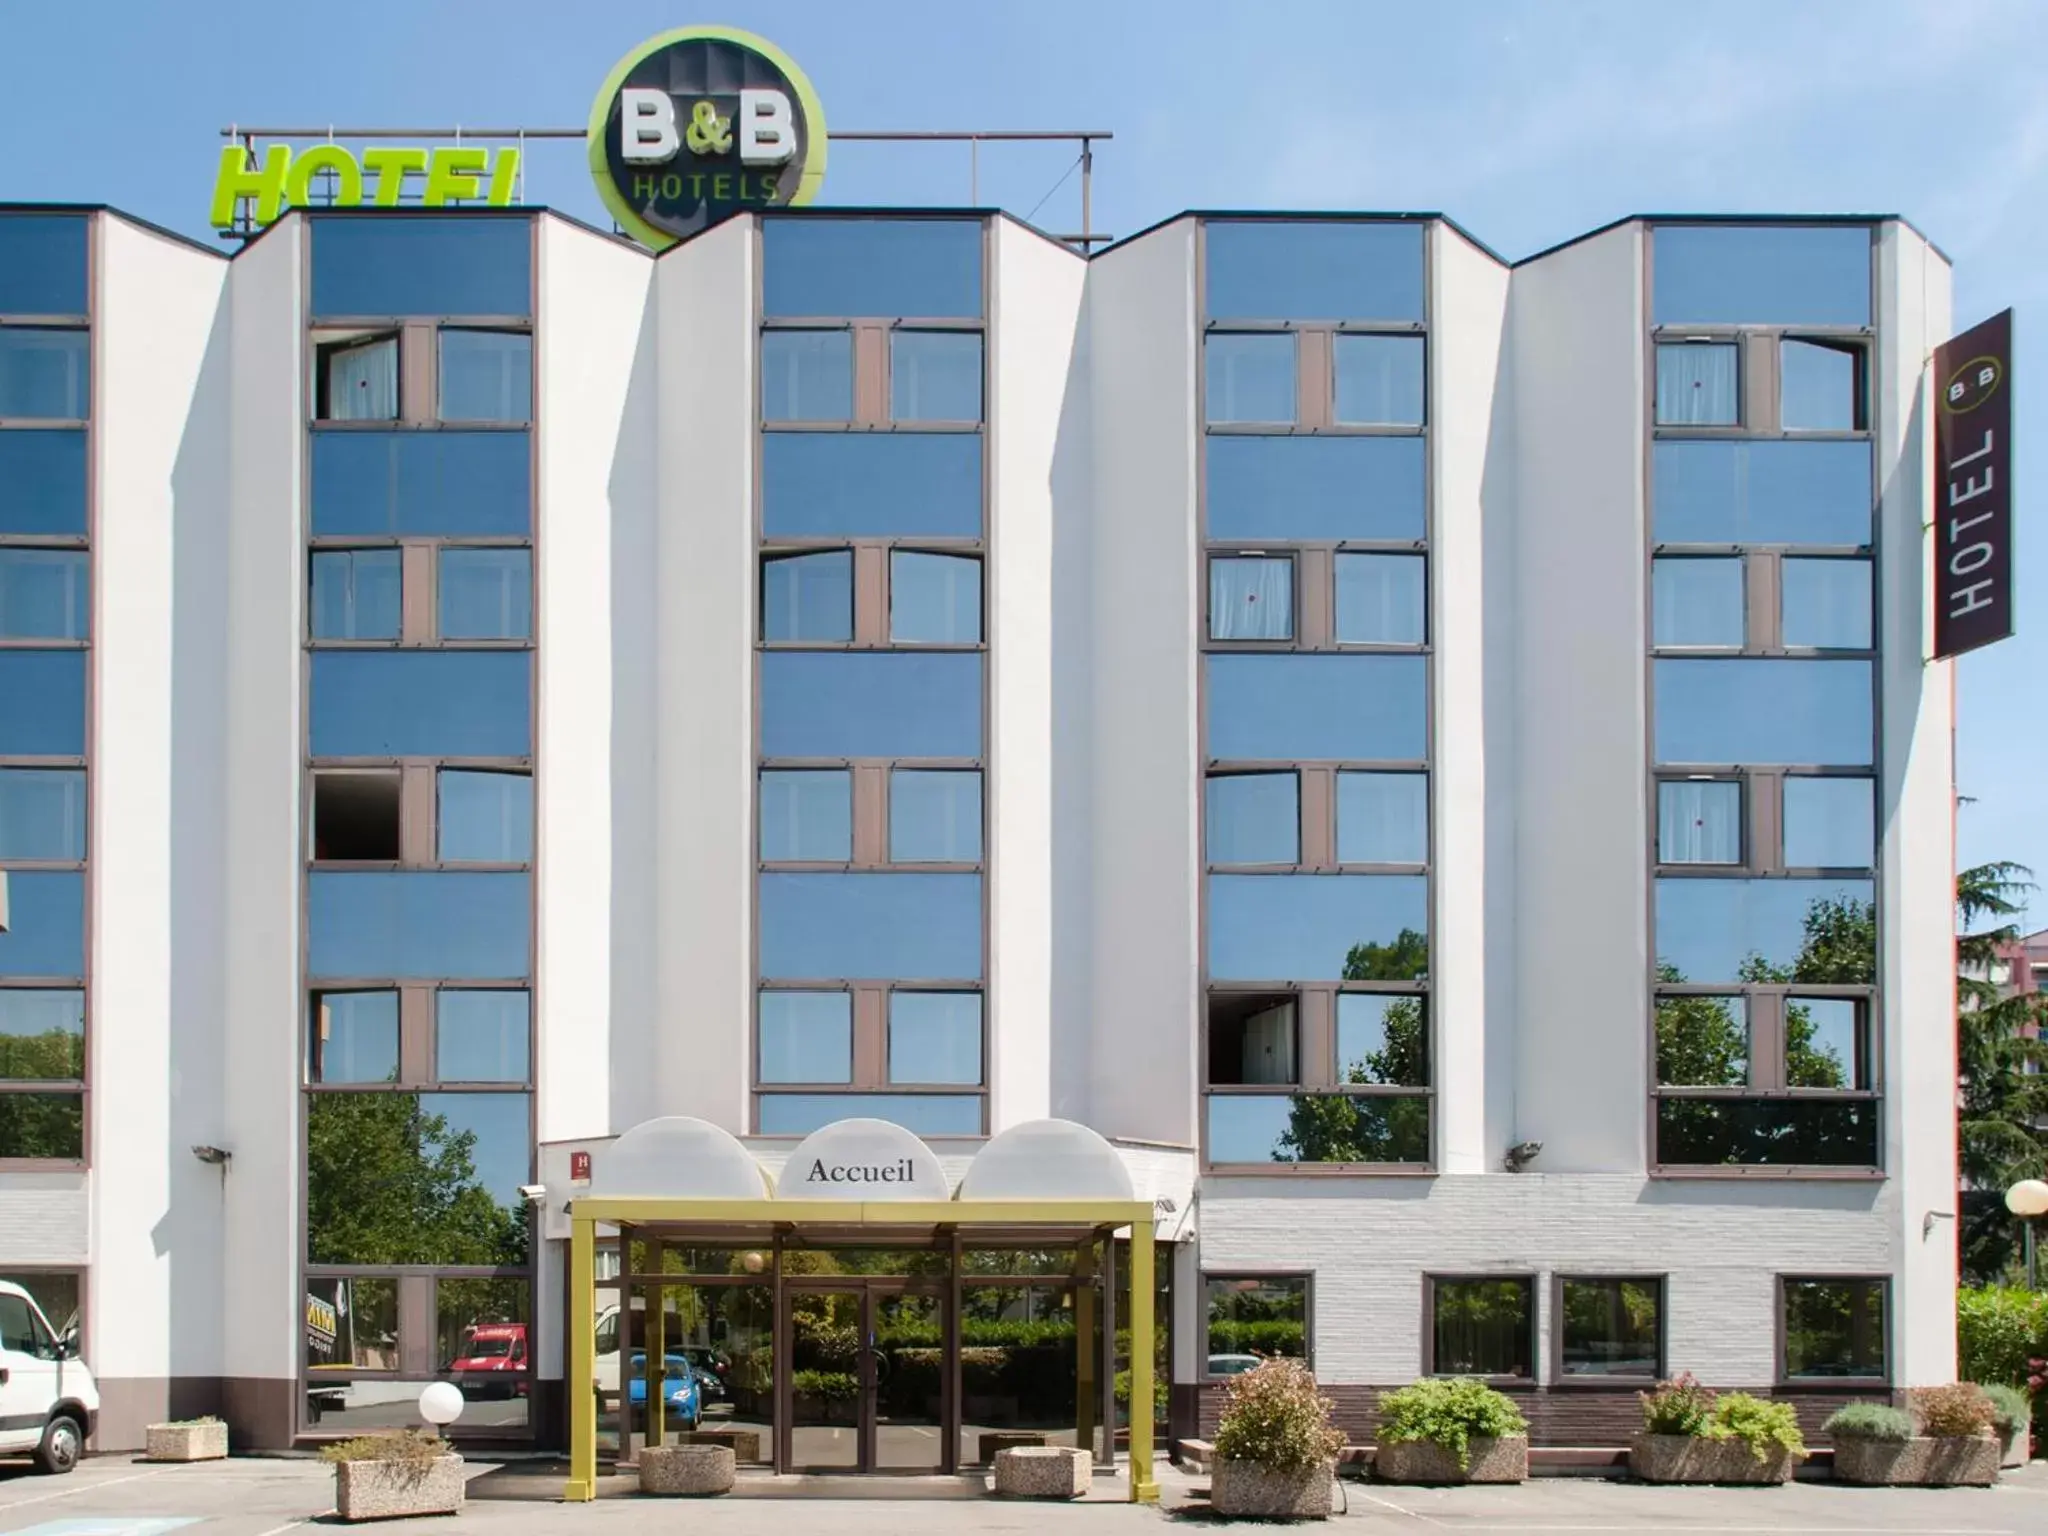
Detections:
[518, 1183, 547, 1202]
[1503, 1141, 1542, 1173]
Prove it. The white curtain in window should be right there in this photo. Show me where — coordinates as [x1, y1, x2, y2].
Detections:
[1211, 558, 1292, 640]
[327, 338, 399, 421]
[1239, 1001, 1298, 1085]
[1659, 781, 1741, 864]
[1656, 344, 1738, 426]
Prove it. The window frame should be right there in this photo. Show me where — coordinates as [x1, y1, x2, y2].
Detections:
[1550, 1273, 1667, 1387]
[1775, 1273, 1890, 1388]
[310, 324, 533, 430]
[1200, 1270, 1314, 1381]
[757, 540, 986, 652]
[1422, 1272, 1537, 1385]
[756, 759, 984, 873]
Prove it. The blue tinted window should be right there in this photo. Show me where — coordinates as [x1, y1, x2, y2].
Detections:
[762, 330, 852, 421]
[757, 1092, 982, 1137]
[1207, 773, 1298, 864]
[312, 431, 530, 537]
[1781, 558, 1871, 649]
[0, 549, 86, 639]
[0, 769, 84, 861]
[1208, 874, 1429, 981]
[1210, 557, 1293, 641]
[888, 991, 981, 1084]
[1207, 435, 1424, 541]
[1204, 221, 1425, 322]
[0, 216, 88, 315]
[1655, 877, 1874, 983]
[1782, 777, 1874, 870]
[1206, 334, 1295, 423]
[438, 770, 531, 862]
[759, 990, 852, 1084]
[310, 217, 532, 318]
[1654, 441, 1871, 546]
[1780, 340, 1861, 431]
[308, 871, 531, 979]
[760, 652, 981, 759]
[889, 770, 980, 862]
[1207, 655, 1426, 762]
[1652, 557, 1744, 648]
[1653, 224, 1871, 326]
[438, 549, 531, 640]
[439, 330, 531, 422]
[1658, 780, 1742, 864]
[1336, 772, 1427, 864]
[1334, 554, 1424, 645]
[1208, 1094, 1429, 1165]
[0, 651, 84, 754]
[0, 871, 83, 977]
[890, 552, 980, 643]
[759, 872, 981, 980]
[762, 433, 981, 538]
[891, 332, 982, 422]
[1333, 335, 1425, 425]
[1338, 993, 1429, 1084]
[762, 551, 852, 643]
[0, 989, 83, 1076]
[0, 431, 86, 536]
[762, 219, 983, 319]
[310, 550, 402, 641]
[419, 1091, 531, 1206]
[435, 990, 529, 1081]
[0, 330, 88, 419]
[761, 769, 852, 862]
[311, 652, 531, 758]
[310, 990, 399, 1083]
[1655, 659, 1871, 765]
[1655, 342, 1740, 427]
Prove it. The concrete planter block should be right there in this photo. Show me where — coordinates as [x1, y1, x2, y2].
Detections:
[1630, 1434, 1795, 1484]
[638, 1444, 736, 1497]
[1211, 1459, 1335, 1519]
[677, 1428, 761, 1464]
[145, 1421, 228, 1462]
[1834, 1435, 1999, 1487]
[334, 1454, 465, 1521]
[979, 1430, 1046, 1464]
[992, 1445, 1090, 1499]
[1375, 1435, 1528, 1485]
[2000, 1424, 2030, 1470]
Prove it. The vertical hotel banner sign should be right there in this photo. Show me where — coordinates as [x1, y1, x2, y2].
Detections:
[588, 26, 826, 250]
[1933, 308, 2015, 659]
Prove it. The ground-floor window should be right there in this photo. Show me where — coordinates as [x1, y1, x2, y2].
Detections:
[1426, 1275, 1533, 1381]
[1555, 1275, 1663, 1380]
[0, 1268, 80, 1349]
[1203, 1273, 1308, 1380]
[302, 1275, 533, 1435]
[1779, 1275, 1887, 1383]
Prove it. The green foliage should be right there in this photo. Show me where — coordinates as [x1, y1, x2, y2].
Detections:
[1956, 864, 2048, 1280]
[1344, 928, 1429, 983]
[0, 1024, 83, 1079]
[1653, 982, 1748, 1088]
[0, 1028, 83, 1156]
[1959, 1286, 2048, 1384]
[1213, 1357, 1345, 1473]
[319, 1430, 445, 1466]
[1639, 1373, 1715, 1436]
[304, 1093, 525, 1267]
[1205, 1319, 1308, 1358]
[1113, 1368, 1168, 1416]
[1912, 1383, 1998, 1439]
[1822, 1402, 1914, 1442]
[1376, 1378, 1527, 1471]
[1980, 1383, 2031, 1435]
[1700, 1394, 1807, 1461]
[791, 1370, 859, 1401]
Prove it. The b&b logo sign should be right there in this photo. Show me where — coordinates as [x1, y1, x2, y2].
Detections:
[588, 26, 827, 250]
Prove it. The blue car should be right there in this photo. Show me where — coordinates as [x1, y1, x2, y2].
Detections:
[625, 1352, 701, 1429]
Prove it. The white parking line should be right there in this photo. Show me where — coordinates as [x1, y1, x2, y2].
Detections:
[0, 1470, 163, 1513]
[1345, 1484, 1449, 1523]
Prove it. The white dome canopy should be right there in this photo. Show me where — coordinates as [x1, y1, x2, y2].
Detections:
[587, 1115, 771, 1200]
[778, 1117, 951, 1201]
[957, 1118, 1135, 1202]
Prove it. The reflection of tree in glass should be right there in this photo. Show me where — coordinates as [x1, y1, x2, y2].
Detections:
[1344, 928, 1428, 983]
[306, 1094, 526, 1266]
[1276, 931, 1429, 1164]
[1957, 863, 2048, 1280]
[1434, 1280, 1528, 1375]
[0, 1026, 83, 1156]
[1653, 968, 1747, 1087]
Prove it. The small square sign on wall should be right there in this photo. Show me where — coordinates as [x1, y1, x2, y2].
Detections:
[570, 1151, 592, 1183]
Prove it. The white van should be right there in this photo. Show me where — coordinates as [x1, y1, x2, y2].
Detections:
[0, 1279, 98, 1473]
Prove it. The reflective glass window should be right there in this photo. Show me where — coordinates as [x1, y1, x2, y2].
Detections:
[436, 989, 529, 1082]
[1781, 558, 1871, 649]
[1658, 1098, 1877, 1168]
[762, 550, 853, 643]
[759, 652, 980, 759]
[758, 872, 981, 980]
[1336, 993, 1428, 1085]
[890, 331, 981, 422]
[1651, 225, 1871, 327]
[0, 989, 84, 1079]
[0, 651, 84, 754]
[439, 330, 531, 422]
[1560, 1279, 1662, 1377]
[0, 330, 88, 420]
[1336, 772, 1427, 864]
[0, 769, 85, 861]
[1787, 997, 1867, 1090]
[1205, 1275, 1309, 1365]
[1204, 221, 1425, 322]
[307, 871, 531, 980]
[1207, 655, 1426, 762]
[1206, 334, 1295, 423]
[1209, 557, 1293, 641]
[758, 990, 852, 1084]
[890, 552, 980, 643]
[761, 330, 852, 422]
[1207, 435, 1425, 542]
[438, 549, 532, 640]
[1207, 1094, 1428, 1165]
[889, 769, 980, 862]
[0, 431, 86, 536]
[1654, 878, 1875, 984]
[310, 652, 531, 758]
[0, 872, 83, 977]
[1208, 874, 1428, 981]
[309, 990, 399, 1083]
[309, 217, 532, 318]
[1209, 995, 1298, 1085]
[1207, 773, 1299, 865]
[1334, 554, 1425, 644]
[1782, 776, 1874, 869]
[1652, 558, 1743, 649]
[1655, 342, 1739, 426]
[1333, 334, 1425, 425]
[309, 550, 402, 641]
[320, 336, 398, 422]
[762, 219, 983, 319]
[762, 433, 982, 538]
[0, 1091, 81, 1160]
[0, 549, 85, 640]
[1782, 1278, 1887, 1378]
[1781, 340, 1861, 431]
[438, 770, 532, 863]
[1655, 995, 1750, 1086]
[757, 1093, 981, 1137]
[304, 1277, 398, 1367]
[888, 991, 982, 1084]
[312, 431, 531, 537]
[1431, 1278, 1534, 1377]
[1657, 780, 1741, 864]
[0, 216, 88, 315]
[1653, 440, 1871, 545]
[1654, 659, 1871, 765]
[760, 769, 852, 862]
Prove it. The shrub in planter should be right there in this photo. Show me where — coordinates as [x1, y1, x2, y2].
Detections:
[321, 1431, 464, 1522]
[1630, 1375, 1805, 1484]
[1210, 1358, 1344, 1520]
[1374, 1378, 1529, 1484]
[145, 1415, 227, 1462]
[1982, 1382, 2032, 1467]
[1828, 1387, 1999, 1487]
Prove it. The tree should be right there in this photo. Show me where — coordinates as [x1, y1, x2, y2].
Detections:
[1343, 928, 1428, 983]
[1278, 939, 1429, 1163]
[0, 1024, 85, 1159]
[305, 1093, 526, 1267]
[1957, 863, 2048, 1282]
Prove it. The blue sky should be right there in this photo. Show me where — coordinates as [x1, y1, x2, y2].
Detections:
[2, 0, 2043, 916]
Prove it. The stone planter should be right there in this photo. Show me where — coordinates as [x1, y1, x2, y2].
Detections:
[1999, 1423, 2030, 1470]
[145, 1421, 228, 1462]
[991, 1445, 1090, 1499]
[1630, 1434, 1796, 1485]
[334, 1454, 466, 1522]
[639, 1444, 736, 1497]
[1375, 1435, 1528, 1485]
[1211, 1459, 1336, 1520]
[1833, 1434, 1999, 1487]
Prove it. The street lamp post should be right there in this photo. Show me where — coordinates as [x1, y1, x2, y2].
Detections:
[2006, 1180, 2048, 1287]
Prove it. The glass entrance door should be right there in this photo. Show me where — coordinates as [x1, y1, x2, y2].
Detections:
[787, 1286, 862, 1470]
[783, 1283, 948, 1472]
[870, 1288, 944, 1473]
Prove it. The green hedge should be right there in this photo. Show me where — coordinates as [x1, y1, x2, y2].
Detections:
[1958, 1286, 2048, 1386]
[1206, 1319, 1307, 1357]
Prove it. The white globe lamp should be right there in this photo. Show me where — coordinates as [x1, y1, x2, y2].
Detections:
[2006, 1180, 2048, 1217]
[419, 1381, 465, 1432]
